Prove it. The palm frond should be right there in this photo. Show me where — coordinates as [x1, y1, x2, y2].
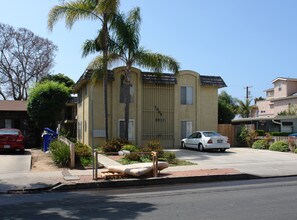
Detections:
[136, 51, 180, 74]
[47, 0, 100, 31]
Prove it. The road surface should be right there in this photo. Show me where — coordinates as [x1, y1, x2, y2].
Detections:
[1, 177, 297, 219]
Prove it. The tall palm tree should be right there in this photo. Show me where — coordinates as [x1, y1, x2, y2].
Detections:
[47, 0, 120, 141]
[236, 99, 252, 118]
[84, 7, 180, 140]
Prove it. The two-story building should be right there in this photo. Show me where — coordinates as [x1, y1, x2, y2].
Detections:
[233, 77, 297, 133]
[73, 66, 226, 148]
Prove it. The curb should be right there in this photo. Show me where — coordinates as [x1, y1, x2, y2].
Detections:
[50, 173, 258, 192]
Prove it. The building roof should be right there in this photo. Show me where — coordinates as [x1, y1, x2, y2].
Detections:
[141, 72, 177, 84]
[0, 100, 27, 111]
[272, 77, 297, 83]
[200, 75, 227, 88]
[73, 69, 114, 92]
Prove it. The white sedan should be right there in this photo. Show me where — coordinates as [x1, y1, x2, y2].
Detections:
[181, 131, 230, 152]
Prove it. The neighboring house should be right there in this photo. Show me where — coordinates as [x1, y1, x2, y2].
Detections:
[0, 100, 37, 147]
[233, 77, 297, 132]
[73, 66, 226, 148]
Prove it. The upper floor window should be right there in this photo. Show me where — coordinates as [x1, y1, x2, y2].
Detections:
[77, 89, 82, 105]
[180, 86, 193, 105]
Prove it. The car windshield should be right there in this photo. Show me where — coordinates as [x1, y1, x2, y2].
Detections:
[203, 131, 221, 137]
[0, 129, 19, 135]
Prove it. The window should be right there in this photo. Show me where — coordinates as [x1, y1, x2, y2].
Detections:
[120, 84, 134, 103]
[84, 85, 88, 96]
[4, 119, 12, 128]
[78, 89, 82, 105]
[181, 121, 192, 139]
[77, 121, 82, 140]
[118, 119, 135, 140]
[180, 86, 193, 105]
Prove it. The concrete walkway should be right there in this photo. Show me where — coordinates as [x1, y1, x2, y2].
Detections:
[0, 151, 31, 174]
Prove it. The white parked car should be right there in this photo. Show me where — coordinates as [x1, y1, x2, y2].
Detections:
[181, 131, 230, 152]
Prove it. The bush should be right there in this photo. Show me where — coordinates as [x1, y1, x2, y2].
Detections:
[270, 132, 291, 137]
[162, 151, 176, 163]
[237, 126, 257, 147]
[269, 141, 290, 152]
[100, 138, 131, 153]
[142, 140, 164, 158]
[124, 152, 141, 162]
[255, 130, 265, 136]
[74, 142, 92, 167]
[50, 140, 70, 167]
[75, 142, 92, 158]
[252, 140, 269, 150]
[288, 137, 297, 152]
[294, 148, 297, 154]
[122, 144, 139, 152]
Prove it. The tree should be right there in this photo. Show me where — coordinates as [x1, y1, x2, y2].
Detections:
[236, 99, 252, 118]
[84, 7, 180, 140]
[0, 23, 57, 100]
[218, 91, 237, 123]
[48, 0, 120, 141]
[41, 73, 75, 90]
[27, 81, 71, 130]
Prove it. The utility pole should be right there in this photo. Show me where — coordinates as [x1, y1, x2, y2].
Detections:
[244, 86, 252, 100]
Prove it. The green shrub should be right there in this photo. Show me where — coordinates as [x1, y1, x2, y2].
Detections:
[237, 126, 257, 147]
[270, 132, 291, 137]
[74, 142, 92, 167]
[122, 144, 139, 152]
[269, 141, 290, 152]
[255, 130, 265, 136]
[252, 140, 269, 150]
[50, 140, 70, 167]
[100, 138, 131, 153]
[294, 148, 297, 154]
[124, 152, 141, 162]
[142, 140, 164, 158]
[79, 157, 92, 167]
[162, 151, 176, 163]
[75, 142, 92, 158]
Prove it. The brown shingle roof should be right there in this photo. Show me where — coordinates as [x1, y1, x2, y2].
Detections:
[200, 75, 227, 88]
[0, 100, 27, 111]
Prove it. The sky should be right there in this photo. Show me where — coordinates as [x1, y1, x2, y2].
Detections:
[1, 0, 297, 100]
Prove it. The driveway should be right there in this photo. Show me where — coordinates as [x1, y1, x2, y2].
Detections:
[0, 150, 31, 174]
[168, 147, 297, 177]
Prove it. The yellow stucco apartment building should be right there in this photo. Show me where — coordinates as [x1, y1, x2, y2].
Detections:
[73, 66, 226, 148]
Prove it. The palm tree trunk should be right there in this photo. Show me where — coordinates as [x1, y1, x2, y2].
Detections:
[124, 68, 131, 140]
[124, 83, 130, 140]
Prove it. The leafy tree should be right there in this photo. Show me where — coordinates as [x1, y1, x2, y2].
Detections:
[218, 91, 237, 123]
[41, 73, 75, 90]
[84, 7, 180, 140]
[48, 0, 120, 140]
[236, 98, 252, 118]
[27, 81, 71, 130]
[0, 23, 57, 100]
[278, 104, 297, 116]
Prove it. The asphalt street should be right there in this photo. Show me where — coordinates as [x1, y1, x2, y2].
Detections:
[1, 176, 297, 220]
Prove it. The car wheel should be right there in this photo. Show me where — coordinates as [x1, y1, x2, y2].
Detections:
[181, 142, 186, 149]
[198, 143, 204, 152]
[220, 148, 226, 152]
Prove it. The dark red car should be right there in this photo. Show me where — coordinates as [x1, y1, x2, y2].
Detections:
[0, 128, 25, 153]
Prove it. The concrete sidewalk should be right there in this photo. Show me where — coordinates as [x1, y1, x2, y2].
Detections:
[1, 148, 297, 194]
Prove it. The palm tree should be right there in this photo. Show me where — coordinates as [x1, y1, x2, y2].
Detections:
[236, 99, 252, 118]
[47, 0, 120, 141]
[84, 7, 180, 140]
